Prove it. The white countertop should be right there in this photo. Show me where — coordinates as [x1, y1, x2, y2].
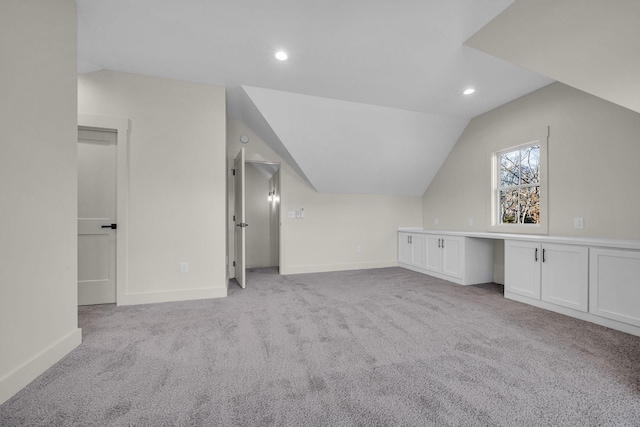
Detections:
[397, 228, 640, 250]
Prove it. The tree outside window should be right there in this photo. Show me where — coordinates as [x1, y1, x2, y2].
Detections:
[497, 144, 540, 224]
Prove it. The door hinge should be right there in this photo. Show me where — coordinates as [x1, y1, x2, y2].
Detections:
[232, 169, 236, 175]
[233, 261, 236, 266]
[233, 215, 236, 221]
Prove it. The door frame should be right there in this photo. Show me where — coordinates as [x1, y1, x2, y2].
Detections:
[231, 160, 282, 282]
[78, 113, 129, 305]
[233, 148, 246, 288]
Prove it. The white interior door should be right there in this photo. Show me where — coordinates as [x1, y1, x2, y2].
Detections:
[78, 128, 117, 305]
[234, 148, 247, 288]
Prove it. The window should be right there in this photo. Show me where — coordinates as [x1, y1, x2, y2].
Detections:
[490, 127, 548, 234]
[498, 144, 540, 224]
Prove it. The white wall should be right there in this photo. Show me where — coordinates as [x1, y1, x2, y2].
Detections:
[78, 70, 227, 304]
[423, 82, 640, 283]
[269, 169, 281, 267]
[466, 0, 640, 114]
[280, 170, 424, 274]
[0, 0, 81, 404]
[228, 120, 423, 276]
[245, 163, 273, 268]
[422, 82, 640, 240]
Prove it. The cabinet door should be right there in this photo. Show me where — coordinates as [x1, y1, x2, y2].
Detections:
[410, 234, 426, 268]
[505, 240, 541, 299]
[541, 244, 588, 312]
[590, 248, 640, 327]
[441, 237, 463, 279]
[425, 236, 441, 272]
[398, 233, 411, 265]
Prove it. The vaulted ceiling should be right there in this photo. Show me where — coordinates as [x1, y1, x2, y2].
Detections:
[465, 0, 640, 115]
[78, 1, 636, 195]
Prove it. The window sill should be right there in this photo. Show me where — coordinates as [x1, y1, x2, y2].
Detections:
[488, 223, 548, 235]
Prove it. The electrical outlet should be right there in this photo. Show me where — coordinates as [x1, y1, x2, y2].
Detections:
[434, 218, 439, 225]
[467, 218, 473, 226]
[180, 262, 189, 273]
[288, 211, 295, 219]
[574, 217, 584, 229]
[356, 245, 361, 253]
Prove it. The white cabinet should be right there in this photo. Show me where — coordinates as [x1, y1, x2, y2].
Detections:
[398, 229, 640, 336]
[541, 244, 589, 312]
[590, 248, 640, 327]
[505, 240, 541, 299]
[398, 231, 494, 285]
[425, 235, 462, 280]
[505, 240, 588, 312]
[398, 232, 426, 269]
[398, 232, 411, 265]
[410, 234, 426, 268]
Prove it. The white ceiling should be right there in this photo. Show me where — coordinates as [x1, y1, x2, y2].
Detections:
[465, 0, 640, 115]
[77, 0, 553, 195]
[248, 162, 280, 180]
[241, 86, 469, 195]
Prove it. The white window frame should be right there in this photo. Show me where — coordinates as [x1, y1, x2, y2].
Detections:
[490, 127, 548, 235]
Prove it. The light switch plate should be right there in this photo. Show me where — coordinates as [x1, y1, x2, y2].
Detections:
[288, 211, 295, 219]
[574, 217, 584, 229]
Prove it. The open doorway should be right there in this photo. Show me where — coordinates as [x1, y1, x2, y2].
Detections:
[244, 162, 280, 271]
[233, 158, 281, 289]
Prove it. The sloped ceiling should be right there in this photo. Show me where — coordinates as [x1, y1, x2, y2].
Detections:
[465, 0, 640, 114]
[77, 0, 553, 195]
[242, 86, 470, 195]
[249, 162, 279, 180]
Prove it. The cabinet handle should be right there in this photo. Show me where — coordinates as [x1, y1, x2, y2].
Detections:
[410, 236, 412, 244]
[542, 248, 546, 263]
[438, 238, 441, 248]
[442, 239, 445, 249]
[535, 248, 538, 262]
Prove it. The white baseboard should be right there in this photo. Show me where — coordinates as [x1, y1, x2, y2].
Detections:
[119, 286, 227, 306]
[505, 291, 640, 337]
[0, 328, 82, 405]
[280, 260, 398, 275]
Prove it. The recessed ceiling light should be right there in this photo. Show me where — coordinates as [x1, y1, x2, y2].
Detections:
[463, 88, 475, 95]
[275, 51, 288, 61]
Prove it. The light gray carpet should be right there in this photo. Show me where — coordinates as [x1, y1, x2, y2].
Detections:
[2, 267, 640, 426]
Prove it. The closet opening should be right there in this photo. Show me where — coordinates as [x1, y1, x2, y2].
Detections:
[243, 161, 281, 275]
